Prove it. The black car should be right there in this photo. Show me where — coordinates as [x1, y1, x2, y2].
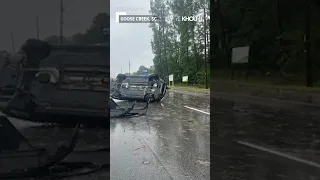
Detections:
[0, 39, 110, 125]
[111, 74, 167, 102]
[0, 39, 149, 125]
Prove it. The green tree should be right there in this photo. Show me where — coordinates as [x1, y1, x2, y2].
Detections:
[150, 0, 210, 85]
[81, 13, 110, 44]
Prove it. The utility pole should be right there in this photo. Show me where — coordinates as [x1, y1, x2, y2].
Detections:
[204, 8, 208, 89]
[60, 0, 64, 44]
[129, 60, 131, 75]
[121, 67, 122, 74]
[36, 16, 40, 39]
[305, 0, 312, 87]
[10, 32, 15, 52]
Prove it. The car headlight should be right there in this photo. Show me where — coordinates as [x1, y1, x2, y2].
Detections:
[121, 83, 129, 88]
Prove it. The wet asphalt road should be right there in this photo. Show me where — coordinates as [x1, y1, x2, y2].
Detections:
[167, 89, 320, 180]
[3, 90, 210, 180]
[5, 116, 110, 180]
[110, 91, 210, 180]
[211, 90, 320, 180]
[3, 88, 320, 179]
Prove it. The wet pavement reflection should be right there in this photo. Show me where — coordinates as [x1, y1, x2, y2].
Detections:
[211, 93, 320, 179]
[211, 138, 320, 180]
[5, 88, 320, 179]
[212, 96, 320, 162]
[110, 91, 210, 180]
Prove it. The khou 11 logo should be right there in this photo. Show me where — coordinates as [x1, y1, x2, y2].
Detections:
[181, 15, 203, 22]
[116, 12, 127, 23]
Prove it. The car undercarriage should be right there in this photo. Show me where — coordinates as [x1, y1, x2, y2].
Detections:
[0, 39, 150, 126]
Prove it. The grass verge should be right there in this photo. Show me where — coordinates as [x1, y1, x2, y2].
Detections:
[210, 70, 320, 93]
[212, 78, 320, 93]
[168, 83, 210, 91]
[167, 80, 320, 93]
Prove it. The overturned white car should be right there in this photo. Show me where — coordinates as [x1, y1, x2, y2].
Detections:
[111, 74, 167, 102]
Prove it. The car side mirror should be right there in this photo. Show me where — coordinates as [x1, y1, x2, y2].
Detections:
[38, 73, 51, 83]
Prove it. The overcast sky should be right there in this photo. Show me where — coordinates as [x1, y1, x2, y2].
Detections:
[110, 0, 154, 78]
[0, 0, 109, 51]
[0, 0, 153, 78]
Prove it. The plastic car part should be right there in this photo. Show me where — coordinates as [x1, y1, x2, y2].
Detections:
[110, 98, 149, 118]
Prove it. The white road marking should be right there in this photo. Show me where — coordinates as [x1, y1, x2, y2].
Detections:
[184, 106, 210, 115]
[237, 141, 320, 168]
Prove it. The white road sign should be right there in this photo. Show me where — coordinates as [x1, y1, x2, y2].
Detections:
[232, 46, 250, 64]
[182, 76, 188, 82]
[169, 74, 173, 81]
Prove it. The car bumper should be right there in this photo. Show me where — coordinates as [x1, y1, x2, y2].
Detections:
[118, 90, 147, 99]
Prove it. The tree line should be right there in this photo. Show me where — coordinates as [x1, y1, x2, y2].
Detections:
[149, 0, 210, 86]
[44, 13, 109, 45]
[211, 0, 320, 85]
[149, 0, 320, 86]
